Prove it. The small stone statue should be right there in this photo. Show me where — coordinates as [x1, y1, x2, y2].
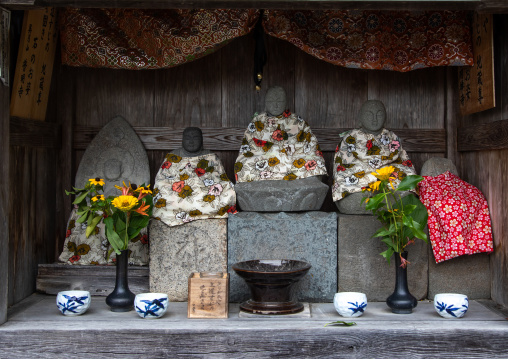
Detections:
[153, 127, 236, 226]
[332, 100, 417, 214]
[171, 127, 211, 158]
[233, 86, 328, 212]
[420, 157, 459, 177]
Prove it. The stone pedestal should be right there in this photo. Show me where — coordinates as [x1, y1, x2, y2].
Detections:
[228, 212, 337, 302]
[149, 219, 227, 301]
[428, 250, 491, 299]
[337, 214, 428, 301]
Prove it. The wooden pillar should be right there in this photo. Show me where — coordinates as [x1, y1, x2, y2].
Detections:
[0, 79, 9, 325]
[445, 67, 459, 168]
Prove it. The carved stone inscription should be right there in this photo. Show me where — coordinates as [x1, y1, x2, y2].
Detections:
[150, 219, 227, 301]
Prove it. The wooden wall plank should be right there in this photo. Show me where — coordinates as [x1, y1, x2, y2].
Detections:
[368, 67, 446, 129]
[295, 50, 367, 128]
[457, 120, 508, 152]
[73, 126, 446, 153]
[0, 81, 9, 325]
[9, 117, 61, 148]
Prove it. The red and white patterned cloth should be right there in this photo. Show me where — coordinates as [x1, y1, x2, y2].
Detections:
[418, 171, 494, 263]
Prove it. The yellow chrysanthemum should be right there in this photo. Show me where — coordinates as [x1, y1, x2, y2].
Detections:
[112, 195, 138, 211]
[371, 166, 396, 181]
[89, 178, 105, 186]
[91, 195, 105, 202]
[136, 184, 152, 195]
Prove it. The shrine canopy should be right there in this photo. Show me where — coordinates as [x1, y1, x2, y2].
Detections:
[60, 9, 473, 72]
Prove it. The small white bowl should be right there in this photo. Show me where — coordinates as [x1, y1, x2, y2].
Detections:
[334, 292, 368, 317]
[56, 290, 91, 316]
[134, 293, 169, 319]
[434, 293, 469, 319]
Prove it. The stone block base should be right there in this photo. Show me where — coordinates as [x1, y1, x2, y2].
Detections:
[228, 212, 337, 303]
[149, 219, 227, 301]
[428, 251, 491, 299]
[338, 214, 428, 301]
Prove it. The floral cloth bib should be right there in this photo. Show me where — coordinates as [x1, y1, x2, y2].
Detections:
[332, 128, 416, 201]
[418, 171, 494, 263]
[153, 153, 237, 227]
[59, 209, 149, 265]
[234, 112, 327, 182]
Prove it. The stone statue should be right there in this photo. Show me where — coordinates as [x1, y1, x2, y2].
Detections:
[152, 127, 236, 226]
[171, 127, 211, 158]
[420, 157, 459, 177]
[234, 86, 329, 212]
[332, 100, 417, 214]
[60, 116, 150, 265]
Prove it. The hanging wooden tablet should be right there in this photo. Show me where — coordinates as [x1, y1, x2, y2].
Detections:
[459, 13, 495, 115]
[10, 8, 57, 121]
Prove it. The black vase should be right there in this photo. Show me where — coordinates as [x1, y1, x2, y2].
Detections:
[386, 251, 417, 314]
[106, 249, 136, 312]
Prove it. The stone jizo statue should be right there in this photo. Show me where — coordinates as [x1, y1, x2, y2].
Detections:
[234, 86, 328, 212]
[332, 100, 417, 214]
[153, 126, 236, 227]
[171, 127, 211, 158]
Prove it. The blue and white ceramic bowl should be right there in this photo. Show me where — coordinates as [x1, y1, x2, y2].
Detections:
[334, 292, 368, 318]
[134, 293, 169, 319]
[434, 293, 469, 318]
[56, 290, 91, 316]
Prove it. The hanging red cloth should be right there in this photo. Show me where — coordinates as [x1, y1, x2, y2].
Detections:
[418, 171, 494, 263]
[60, 9, 260, 69]
[263, 10, 473, 72]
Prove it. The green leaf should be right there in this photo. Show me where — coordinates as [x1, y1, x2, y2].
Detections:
[365, 193, 386, 211]
[73, 190, 90, 205]
[396, 175, 423, 191]
[104, 217, 124, 254]
[324, 321, 356, 327]
[85, 215, 103, 238]
[381, 237, 397, 251]
[380, 247, 395, 264]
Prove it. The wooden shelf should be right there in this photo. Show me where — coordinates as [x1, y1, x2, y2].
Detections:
[1, 294, 507, 358]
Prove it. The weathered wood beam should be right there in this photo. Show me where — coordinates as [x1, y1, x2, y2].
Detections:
[457, 119, 508, 151]
[10, 117, 61, 148]
[73, 126, 446, 153]
[0, 84, 9, 326]
[0, 0, 484, 10]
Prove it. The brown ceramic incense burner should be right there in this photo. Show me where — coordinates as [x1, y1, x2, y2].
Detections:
[232, 259, 311, 315]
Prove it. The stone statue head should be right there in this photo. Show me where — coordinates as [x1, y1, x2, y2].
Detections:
[265, 86, 287, 116]
[359, 100, 386, 135]
[182, 127, 204, 154]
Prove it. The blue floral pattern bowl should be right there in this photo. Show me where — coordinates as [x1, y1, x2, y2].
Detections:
[56, 290, 91, 316]
[434, 293, 469, 318]
[134, 293, 169, 319]
[334, 292, 368, 318]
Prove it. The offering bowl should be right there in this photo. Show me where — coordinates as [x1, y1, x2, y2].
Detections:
[56, 290, 91, 316]
[434, 293, 469, 318]
[334, 292, 368, 317]
[134, 293, 169, 319]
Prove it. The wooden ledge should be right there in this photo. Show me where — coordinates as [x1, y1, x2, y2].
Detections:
[1, 295, 507, 358]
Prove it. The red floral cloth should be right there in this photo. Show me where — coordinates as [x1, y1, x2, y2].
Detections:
[60, 9, 260, 69]
[418, 171, 493, 263]
[263, 10, 473, 72]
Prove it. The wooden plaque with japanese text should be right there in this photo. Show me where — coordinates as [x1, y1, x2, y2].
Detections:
[10, 8, 57, 121]
[459, 13, 495, 115]
[188, 272, 229, 319]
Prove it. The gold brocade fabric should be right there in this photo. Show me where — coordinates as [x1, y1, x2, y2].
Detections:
[332, 128, 416, 201]
[59, 209, 148, 265]
[153, 153, 237, 227]
[234, 112, 327, 183]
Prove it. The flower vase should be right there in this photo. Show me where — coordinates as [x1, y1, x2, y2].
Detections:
[106, 249, 136, 312]
[386, 251, 417, 314]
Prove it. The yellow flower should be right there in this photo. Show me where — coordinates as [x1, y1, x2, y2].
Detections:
[369, 181, 381, 191]
[371, 166, 396, 181]
[112, 195, 138, 211]
[91, 195, 105, 202]
[89, 178, 105, 186]
[136, 185, 152, 195]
